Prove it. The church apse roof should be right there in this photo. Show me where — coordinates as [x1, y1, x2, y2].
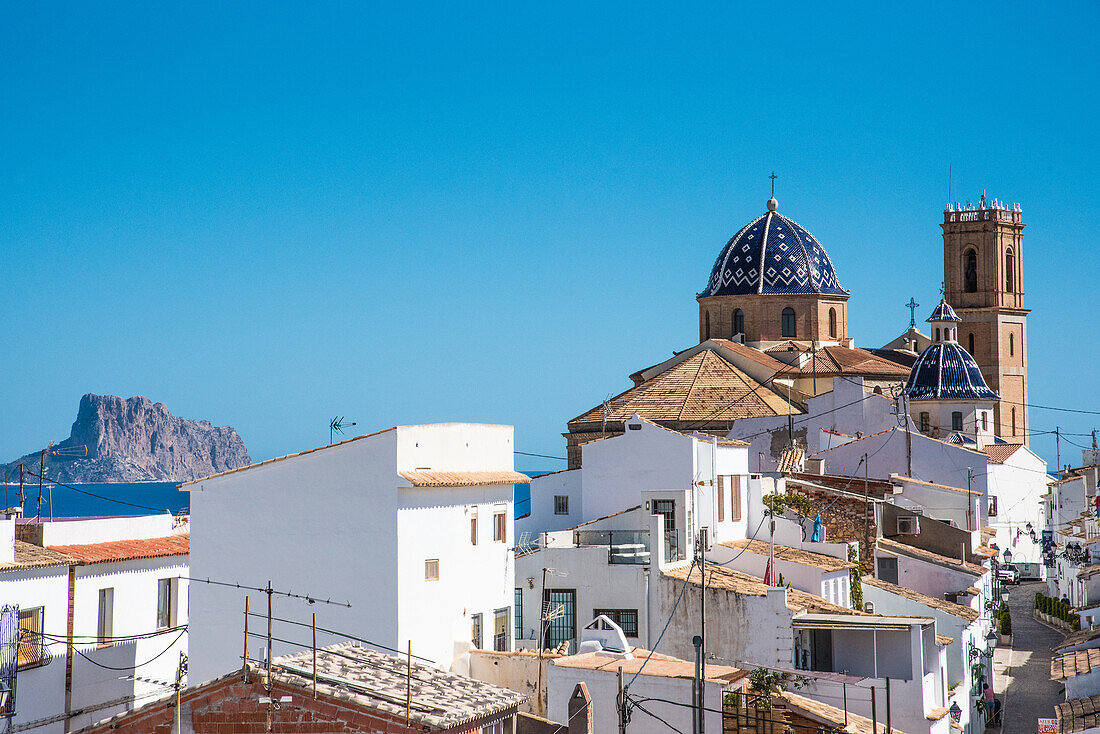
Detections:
[568, 348, 801, 431]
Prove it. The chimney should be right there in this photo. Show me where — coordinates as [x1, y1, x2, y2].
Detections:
[567, 682, 593, 734]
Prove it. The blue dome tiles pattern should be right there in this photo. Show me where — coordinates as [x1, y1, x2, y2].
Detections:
[904, 343, 998, 401]
[701, 210, 847, 298]
[927, 301, 962, 322]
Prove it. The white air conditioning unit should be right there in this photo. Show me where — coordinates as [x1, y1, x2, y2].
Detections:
[896, 516, 920, 535]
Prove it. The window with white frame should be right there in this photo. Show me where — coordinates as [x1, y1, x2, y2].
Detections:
[157, 578, 178, 630]
[493, 608, 508, 651]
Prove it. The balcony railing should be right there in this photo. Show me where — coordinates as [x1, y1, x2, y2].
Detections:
[571, 529, 684, 564]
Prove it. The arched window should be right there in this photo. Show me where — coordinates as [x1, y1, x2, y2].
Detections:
[705, 311, 711, 340]
[1005, 249, 1015, 292]
[982, 412, 988, 431]
[781, 308, 796, 338]
[968, 333, 975, 354]
[951, 412, 963, 431]
[828, 308, 837, 338]
[935, 328, 941, 342]
[1009, 333, 1014, 356]
[733, 309, 745, 337]
[919, 412, 930, 433]
[964, 249, 978, 293]
[1011, 407, 1017, 436]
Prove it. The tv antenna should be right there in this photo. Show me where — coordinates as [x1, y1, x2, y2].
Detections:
[329, 416, 357, 444]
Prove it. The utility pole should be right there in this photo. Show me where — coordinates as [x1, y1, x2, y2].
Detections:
[863, 454, 870, 561]
[36, 448, 45, 522]
[617, 666, 627, 734]
[967, 468, 974, 532]
[1056, 427, 1061, 474]
[266, 581, 273, 733]
[697, 526, 708, 734]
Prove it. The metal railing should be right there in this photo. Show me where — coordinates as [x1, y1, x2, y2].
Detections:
[570, 529, 684, 564]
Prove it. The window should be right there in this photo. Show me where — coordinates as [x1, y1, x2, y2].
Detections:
[1011, 407, 1017, 436]
[542, 589, 576, 651]
[919, 412, 930, 433]
[705, 311, 711, 339]
[876, 557, 899, 585]
[951, 412, 963, 431]
[652, 499, 675, 530]
[989, 496, 999, 517]
[157, 578, 178, 630]
[514, 589, 523, 641]
[1009, 333, 1014, 356]
[470, 516, 478, 545]
[554, 496, 569, 516]
[935, 328, 941, 342]
[828, 308, 837, 338]
[471, 614, 483, 649]
[968, 333, 975, 354]
[493, 608, 508, 651]
[982, 412, 989, 431]
[717, 476, 725, 523]
[781, 308, 796, 338]
[964, 249, 978, 293]
[18, 607, 46, 669]
[425, 559, 439, 581]
[98, 588, 115, 645]
[733, 309, 745, 337]
[729, 475, 742, 521]
[593, 609, 639, 638]
[493, 512, 507, 543]
[1005, 249, 1015, 292]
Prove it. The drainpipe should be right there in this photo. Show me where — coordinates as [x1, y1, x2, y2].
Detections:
[64, 564, 76, 733]
[643, 567, 652, 648]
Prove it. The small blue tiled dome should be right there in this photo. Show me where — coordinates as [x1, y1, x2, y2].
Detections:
[905, 343, 998, 401]
[700, 199, 847, 297]
[927, 300, 962, 322]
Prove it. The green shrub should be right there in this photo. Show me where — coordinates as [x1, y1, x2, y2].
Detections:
[1000, 606, 1012, 635]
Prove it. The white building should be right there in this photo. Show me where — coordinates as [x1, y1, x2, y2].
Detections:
[0, 513, 189, 734]
[519, 415, 754, 551]
[185, 422, 526, 683]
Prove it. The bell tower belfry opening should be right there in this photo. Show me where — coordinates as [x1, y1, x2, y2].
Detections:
[942, 194, 1029, 444]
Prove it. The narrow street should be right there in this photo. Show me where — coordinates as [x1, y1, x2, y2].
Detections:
[991, 581, 1065, 734]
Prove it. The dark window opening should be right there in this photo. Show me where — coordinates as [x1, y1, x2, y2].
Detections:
[964, 249, 978, 293]
[593, 609, 639, 638]
[542, 589, 577, 651]
[1006, 250, 1015, 292]
[968, 333, 974, 354]
[733, 309, 744, 337]
[828, 308, 837, 339]
[781, 308, 796, 338]
[952, 412, 963, 431]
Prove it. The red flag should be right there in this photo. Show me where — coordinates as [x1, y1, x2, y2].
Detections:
[764, 558, 772, 586]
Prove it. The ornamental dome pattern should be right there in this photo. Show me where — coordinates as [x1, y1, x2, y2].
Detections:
[927, 300, 962, 322]
[905, 343, 998, 401]
[700, 201, 847, 298]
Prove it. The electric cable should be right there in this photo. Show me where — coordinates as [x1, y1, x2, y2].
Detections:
[18, 468, 170, 513]
[68, 629, 186, 671]
[627, 558, 696, 687]
[244, 611, 436, 664]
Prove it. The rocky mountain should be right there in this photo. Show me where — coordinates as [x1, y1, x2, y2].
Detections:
[2, 394, 251, 483]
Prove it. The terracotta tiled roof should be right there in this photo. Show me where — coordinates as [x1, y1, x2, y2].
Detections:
[398, 470, 530, 487]
[1057, 694, 1100, 734]
[721, 540, 855, 572]
[275, 642, 524, 728]
[49, 535, 189, 564]
[784, 346, 912, 379]
[775, 690, 906, 734]
[936, 634, 954, 646]
[551, 646, 748, 684]
[663, 564, 855, 615]
[877, 538, 987, 576]
[1055, 627, 1100, 652]
[983, 443, 1025, 464]
[569, 349, 800, 429]
[0, 540, 75, 571]
[891, 475, 981, 495]
[1053, 648, 1100, 681]
[862, 576, 979, 622]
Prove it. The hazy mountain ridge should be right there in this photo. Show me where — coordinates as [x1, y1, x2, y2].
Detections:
[2, 394, 251, 483]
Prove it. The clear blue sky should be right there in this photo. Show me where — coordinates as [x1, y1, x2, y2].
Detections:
[2, 2, 1098, 474]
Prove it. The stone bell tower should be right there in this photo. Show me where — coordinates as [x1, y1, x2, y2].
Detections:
[942, 193, 1029, 444]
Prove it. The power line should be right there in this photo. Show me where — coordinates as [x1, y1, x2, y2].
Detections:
[626, 696, 686, 733]
[628, 559, 696, 687]
[245, 611, 437, 665]
[69, 629, 187, 671]
[514, 451, 567, 461]
[183, 576, 352, 608]
[19, 468, 170, 513]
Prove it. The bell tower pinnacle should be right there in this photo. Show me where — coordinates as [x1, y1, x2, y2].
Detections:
[942, 196, 1029, 444]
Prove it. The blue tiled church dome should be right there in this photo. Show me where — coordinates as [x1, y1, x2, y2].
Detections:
[700, 198, 847, 297]
[905, 299, 998, 401]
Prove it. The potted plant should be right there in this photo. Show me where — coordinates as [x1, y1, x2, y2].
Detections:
[999, 605, 1012, 644]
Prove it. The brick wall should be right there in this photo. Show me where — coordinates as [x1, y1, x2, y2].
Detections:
[79, 675, 507, 734]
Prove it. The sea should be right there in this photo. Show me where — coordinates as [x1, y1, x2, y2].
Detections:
[2, 476, 537, 519]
